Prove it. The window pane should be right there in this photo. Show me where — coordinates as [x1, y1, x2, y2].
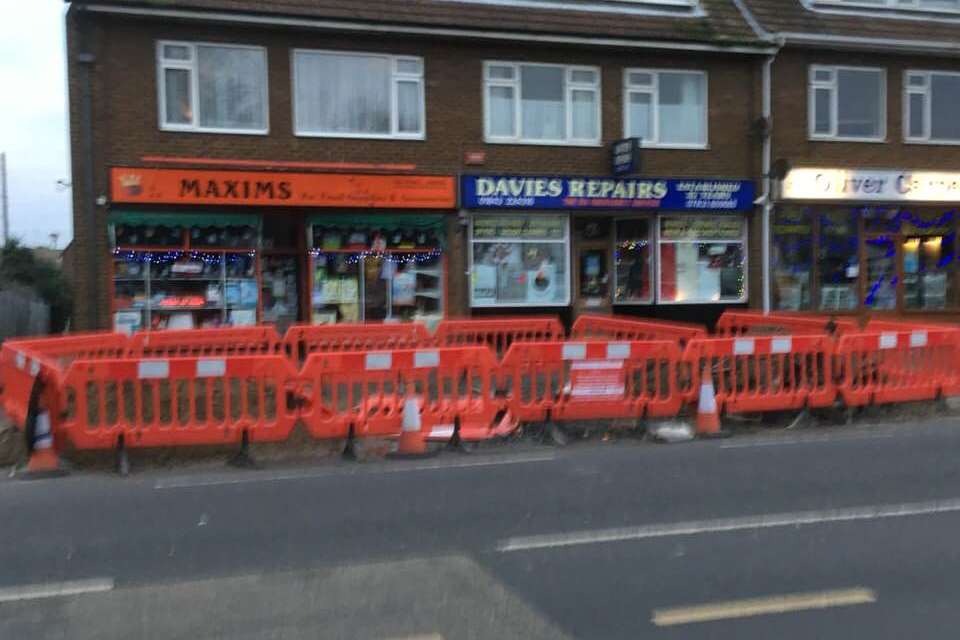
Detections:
[628, 71, 653, 86]
[570, 69, 596, 84]
[837, 69, 883, 138]
[864, 236, 897, 310]
[163, 68, 192, 125]
[162, 44, 191, 61]
[488, 86, 515, 137]
[471, 241, 568, 305]
[627, 92, 652, 141]
[813, 87, 832, 134]
[772, 209, 813, 310]
[813, 69, 833, 83]
[397, 81, 421, 134]
[571, 89, 597, 140]
[615, 220, 651, 303]
[196, 46, 266, 130]
[487, 65, 515, 80]
[658, 72, 705, 145]
[295, 52, 390, 134]
[520, 65, 565, 140]
[660, 242, 744, 302]
[908, 73, 927, 87]
[908, 92, 926, 138]
[396, 59, 422, 75]
[818, 210, 859, 311]
[930, 74, 960, 141]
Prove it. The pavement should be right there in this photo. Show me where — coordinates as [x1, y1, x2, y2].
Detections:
[4, 418, 960, 638]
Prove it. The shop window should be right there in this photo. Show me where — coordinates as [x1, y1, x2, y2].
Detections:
[809, 66, 885, 141]
[483, 62, 600, 145]
[310, 220, 444, 324]
[470, 214, 570, 306]
[293, 51, 424, 139]
[614, 219, 653, 303]
[623, 70, 707, 148]
[771, 208, 813, 310]
[905, 71, 960, 143]
[157, 41, 268, 133]
[818, 210, 859, 311]
[657, 216, 746, 304]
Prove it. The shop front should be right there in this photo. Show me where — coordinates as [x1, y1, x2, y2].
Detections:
[461, 175, 755, 323]
[108, 167, 456, 332]
[774, 168, 960, 316]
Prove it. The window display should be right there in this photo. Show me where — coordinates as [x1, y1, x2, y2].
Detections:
[614, 219, 652, 303]
[772, 209, 813, 310]
[470, 214, 570, 306]
[658, 216, 746, 303]
[818, 210, 859, 311]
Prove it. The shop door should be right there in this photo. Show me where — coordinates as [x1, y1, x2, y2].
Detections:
[863, 234, 899, 311]
[261, 253, 302, 332]
[573, 217, 612, 317]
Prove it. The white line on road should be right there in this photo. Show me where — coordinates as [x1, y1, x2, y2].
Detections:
[155, 453, 557, 490]
[720, 433, 896, 449]
[0, 578, 114, 604]
[498, 497, 960, 552]
[651, 587, 876, 626]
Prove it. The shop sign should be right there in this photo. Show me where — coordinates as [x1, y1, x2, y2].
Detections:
[782, 168, 960, 202]
[111, 167, 456, 208]
[471, 214, 566, 240]
[611, 138, 640, 176]
[660, 217, 744, 241]
[461, 175, 754, 211]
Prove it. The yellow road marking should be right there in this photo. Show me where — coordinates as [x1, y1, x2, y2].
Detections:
[652, 587, 877, 626]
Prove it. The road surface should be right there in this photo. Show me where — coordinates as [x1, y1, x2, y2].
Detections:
[3, 419, 960, 639]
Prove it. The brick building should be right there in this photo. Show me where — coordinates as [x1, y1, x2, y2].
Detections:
[741, 0, 960, 317]
[67, 0, 775, 332]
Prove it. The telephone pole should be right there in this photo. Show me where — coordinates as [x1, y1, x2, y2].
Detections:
[0, 152, 8, 244]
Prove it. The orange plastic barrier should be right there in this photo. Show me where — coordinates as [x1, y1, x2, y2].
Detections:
[432, 316, 564, 358]
[499, 340, 686, 424]
[130, 326, 282, 358]
[283, 322, 431, 361]
[715, 311, 857, 336]
[0, 332, 130, 429]
[571, 314, 706, 345]
[836, 329, 960, 407]
[297, 346, 510, 443]
[57, 354, 298, 450]
[865, 319, 960, 333]
[685, 335, 836, 414]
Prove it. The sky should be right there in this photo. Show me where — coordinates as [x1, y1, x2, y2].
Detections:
[0, 0, 72, 249]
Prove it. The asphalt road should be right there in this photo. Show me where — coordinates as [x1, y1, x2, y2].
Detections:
[4, 419, 960, 638]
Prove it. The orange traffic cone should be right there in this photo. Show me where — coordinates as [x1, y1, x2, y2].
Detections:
[393, 395, 429, 456]
[696, 370, 722, 437]
[23, 410, 66, 478]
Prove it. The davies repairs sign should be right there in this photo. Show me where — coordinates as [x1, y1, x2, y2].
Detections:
[461, 175, 754, 212]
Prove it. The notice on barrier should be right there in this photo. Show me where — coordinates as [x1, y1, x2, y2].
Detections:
[569, 360, 625, 399]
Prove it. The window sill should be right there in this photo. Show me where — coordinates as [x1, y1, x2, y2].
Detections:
[639, 143, 710, 151]
[294, 131, 426, 141]
[808, 135, 887, 144]
[657, 298, 748, 306]
[159, 126, 270, 136]
[613, 299, 655, 306]
[903, 139, 960, 147]
[484, 138, 602, 148]
[470, 301, 572, 308]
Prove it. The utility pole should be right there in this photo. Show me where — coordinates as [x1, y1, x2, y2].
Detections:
[0, 152, 8, 245]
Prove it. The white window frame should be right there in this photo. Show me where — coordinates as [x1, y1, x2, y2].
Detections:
[904, 70, 960, 146]
[622, 69, 709, 149]
[483, 61, 602, 147]
[816, 0, 960, 14]
[613, 216, 655, 305]
[468, 213, 572, 308]
[156, 40, 269, 135]
[808, 65, 887, 143]
[655, 215, 749, 305]
[291, 49, 426, 140]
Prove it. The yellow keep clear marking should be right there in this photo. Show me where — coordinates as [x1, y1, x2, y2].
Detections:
[651, 587, 876, 627]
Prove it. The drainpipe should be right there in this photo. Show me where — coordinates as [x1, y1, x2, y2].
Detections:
[761, 53, 774, 313]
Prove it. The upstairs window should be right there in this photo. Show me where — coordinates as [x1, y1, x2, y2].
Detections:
[623, 69, 707, 148]
[293, 51, 425, 139]
[817, 0, 960, 13]
[157, 41, 268, 134]
[484, 62, 601, 145]
[905, 71, 960, 144]
[809, 66, 886, 142]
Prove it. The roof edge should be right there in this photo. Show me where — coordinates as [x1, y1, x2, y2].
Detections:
[781, 31, 960, 56]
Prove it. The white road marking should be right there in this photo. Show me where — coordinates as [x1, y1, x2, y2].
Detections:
[382, 635, 444, 640]
[497, 497, 960, 552]
[155, 453, 557, 490]
[720, 432, 896, 449]
[651, 587, 876, 626]
[0, 578, 114, 604]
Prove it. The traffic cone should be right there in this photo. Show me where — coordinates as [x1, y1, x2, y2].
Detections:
[23, 410, 66, 477]
[696, 370, 722, 437]
[393, 395, 429, 456]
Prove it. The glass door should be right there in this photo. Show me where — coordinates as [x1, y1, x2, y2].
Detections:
[903, 234, 952, 310]
[863, 235, 898, 310]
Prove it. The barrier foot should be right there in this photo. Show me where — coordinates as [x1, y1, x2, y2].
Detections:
[116, 437, 130, 477]
[548, 422, 569, 447]
[698, 429, 733, 440]
[228, 431, 258, 469]
[784, 408, 811, 431]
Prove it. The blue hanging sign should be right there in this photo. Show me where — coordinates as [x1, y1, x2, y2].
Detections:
[461, 175, 755, 212]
